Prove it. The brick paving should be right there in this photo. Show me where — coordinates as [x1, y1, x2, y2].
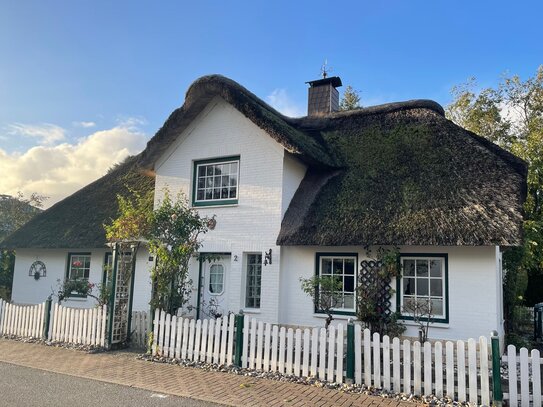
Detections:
[0, 339, 420, 407]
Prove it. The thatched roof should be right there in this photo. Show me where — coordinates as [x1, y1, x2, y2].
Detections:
[140, 75, 526, 246]
[2, 75, 526, 249]
[1, 156, 154, 249]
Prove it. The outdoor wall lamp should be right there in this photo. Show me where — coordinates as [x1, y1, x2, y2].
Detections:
[264, 249, 272, 266]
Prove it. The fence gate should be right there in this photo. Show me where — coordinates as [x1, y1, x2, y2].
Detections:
[107, 242, 139, 346]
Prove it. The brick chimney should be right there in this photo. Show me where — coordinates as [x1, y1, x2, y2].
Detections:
[306, 76, 342, 116]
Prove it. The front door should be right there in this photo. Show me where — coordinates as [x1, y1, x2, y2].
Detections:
[200, 255, 230, 319]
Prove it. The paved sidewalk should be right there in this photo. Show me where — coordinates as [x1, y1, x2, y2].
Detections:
[0, 339, 419, 407]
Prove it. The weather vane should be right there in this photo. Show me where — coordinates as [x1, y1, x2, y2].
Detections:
[320, 59, 332, 79]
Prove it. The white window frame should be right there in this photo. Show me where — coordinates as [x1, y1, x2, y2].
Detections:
[244, 253, 262, 309]
[316, 253, 357, 314]
[193, 157, 240, 205]
[399, 255, 447, 321]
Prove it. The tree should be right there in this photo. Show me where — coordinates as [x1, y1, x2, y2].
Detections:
[0, 193, 47, 300]
[300, 275, 343, 329]
[105, 189, 211, 315]
[446, 66, 543, 335]
[339, 85, 362, 111]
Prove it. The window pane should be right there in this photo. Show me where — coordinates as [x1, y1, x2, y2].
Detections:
[230, 176, 237, 187]
[403, 260, 415, 276]
[430, 260, 442, 277]
[417, 278, 429, 296]
[344, 294, 354, 309]
[213, 188, 220, 199]
[198, 178, 205, 188]
[344, 275, 354, 293]
[321, 258, 332, 275]
[206, 166, 213, 176]
[229, 187, 237, 198]
[344, 259, 355, 275]
[197, 190, 204, 200]
[198, 166, 205, 177]
[416, 260, 428, 276]
[431, 299, 443, 316]
[333, 259, 343, 274]
[404, 278, 415, 295]
[213, 177, 221, 187]
[430, 279, 443, 296]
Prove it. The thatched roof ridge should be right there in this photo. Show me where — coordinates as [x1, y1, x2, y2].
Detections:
[1, 155, 154, 249]
[139, 74, 338, 169]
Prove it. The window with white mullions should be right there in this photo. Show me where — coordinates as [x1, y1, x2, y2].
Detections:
[400, 256, 447, 319]
[245, 253, 262, 309]
[209, 264, 224, 294]
[68, 254, 91, 281]
[194, 158, 239, 205]
[318, 254, 356, 312]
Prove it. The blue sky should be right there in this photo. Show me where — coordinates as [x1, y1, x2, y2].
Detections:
[1, 0, 542, 205]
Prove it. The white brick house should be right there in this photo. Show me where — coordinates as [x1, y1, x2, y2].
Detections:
[3, 75, 527, 341]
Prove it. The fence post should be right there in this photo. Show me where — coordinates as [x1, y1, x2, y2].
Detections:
[234, 313, 244, 367]
[346, 322, 355, 384]
[42, 298, 52, 340]
[490, 331, 503, 406]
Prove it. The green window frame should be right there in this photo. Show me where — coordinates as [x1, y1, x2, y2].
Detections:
[192, 156, 240, 207]
[65, 252, 92, 298]
[245, 253, 262, 309]
[315, 252, 357, 316]
[396, 253, 449, 324]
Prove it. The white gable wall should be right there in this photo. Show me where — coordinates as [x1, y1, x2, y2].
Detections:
[280, 245, 502, 341]
[154, 97, 305, 322]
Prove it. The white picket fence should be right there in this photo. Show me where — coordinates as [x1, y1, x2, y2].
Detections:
[503, 345, 542, 407]
[352, 326, 491, 406]
[152, 309, 236, 365]
[50, 303, 107, 347]
[0, 299, 46, 339]
[131, 310, 149, 349]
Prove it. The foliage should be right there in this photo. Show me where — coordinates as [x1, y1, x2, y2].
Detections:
[402, 298, 434, 343]
[0, 192, 47, 301]
[56, 278, 110, 306]
[105, 188, 211, 315]
[339, 85, 362, 111]
[356, 247, 405, 337]
[147, 191, 211, 314]
[300, 275, 343, 329]
[446, 66, 543, 337]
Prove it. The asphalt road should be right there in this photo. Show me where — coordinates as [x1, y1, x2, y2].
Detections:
[0, 362, 222, 407]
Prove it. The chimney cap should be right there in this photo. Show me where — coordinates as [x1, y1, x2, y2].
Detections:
[306, 76, 342, 88]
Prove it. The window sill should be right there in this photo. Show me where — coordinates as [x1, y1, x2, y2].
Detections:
[192, 203, 239, 209]
[313, 313, 356, 321]
[242, 308, 261, 314]
[401, 320, 450, 329]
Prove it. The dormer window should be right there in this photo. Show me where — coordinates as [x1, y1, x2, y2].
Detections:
[192, 156, 240, 206]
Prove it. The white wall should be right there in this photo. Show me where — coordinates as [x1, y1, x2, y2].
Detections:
[280, 245, 501, 341]
[154, 97, 305, 322]
[12, 247, 152, 311]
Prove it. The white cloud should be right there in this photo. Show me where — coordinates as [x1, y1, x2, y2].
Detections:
[0, 120, 148, 208]
[7, 123, 66, 145]
[266, 89, 305, 117]
[73, 121, 96, 128]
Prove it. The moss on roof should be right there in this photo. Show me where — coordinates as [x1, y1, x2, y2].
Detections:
[1, 156, 154, 249]
[278, 108, 527, 246]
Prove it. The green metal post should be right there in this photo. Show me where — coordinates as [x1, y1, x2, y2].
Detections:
[107, 243, 119, 348]
[234, 313, 244, 367]
[346, 323, 355, 383]
[490, 331, 503, 406]
[42, 298, 52, 340]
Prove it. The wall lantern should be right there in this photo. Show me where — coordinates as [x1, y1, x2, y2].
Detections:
[264, 249, 272, 266]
